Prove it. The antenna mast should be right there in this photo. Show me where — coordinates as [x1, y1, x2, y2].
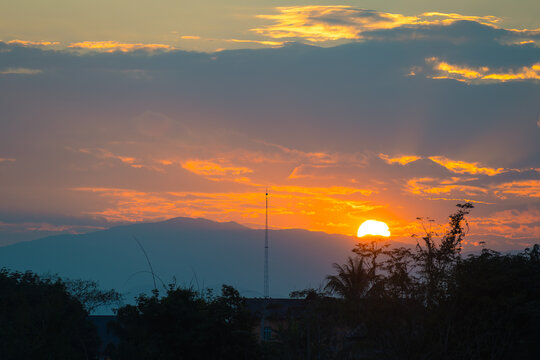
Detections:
[261, 190, 270, 341]
[264, 189, 269, 298]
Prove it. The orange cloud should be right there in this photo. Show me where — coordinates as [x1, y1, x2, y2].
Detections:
[423, 197, 494, 204]
[405, 177, 488, 197]
[287, 164, 349, 179]
[71, 184, 385, 236]
[427, 57, 488, 79]
[513, 40, 536, 45]
[405, 174, 540, 203]
[426, 57, 540, 83]
[492, 180, 540, 198]
[156, 159, 174, 166]
[182, 160, 253, 182]
[0, 158, 16, 162]
[469, 208, 540, 241]
[379, 153, 421, 165]
[252, 7, 503, 43]
[483, 63, 540, 81]
[180, 35, 285, 47]
[252, 6, 418, 42]
[106, 153, 135, 165]
[288, 164, 321, 179]
[272, 185, 374, 197]
[4, 40, 59, 46]
[429, 156, 505, 176]
[418, 12, 500, 27]
[68, 41, 175, 53]
[253, 139, 367, 166]
[226, 39, 284, 46]
[180, 35, 284, 47]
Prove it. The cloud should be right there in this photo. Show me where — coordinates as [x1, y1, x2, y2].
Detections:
[180, 35, 285, 47]
[0, 221, 104, 233]
[271, 185, 374, 197]
[225, 39, 285, 46]
[0, 220, 107, 245]
[288, 164, 326, 179]
[286, 156, 368, 180]
[379, 153, 422, 165]
[0, 158, 16, 163]
[469, 208, 540, 243]
[286, 164, 361, 180]
[182, 160, 253, 182]
[403, 170, 540, 203]
[252, 6, 419, 42]
[0, 68, 42, 75]
[418, 12, 500, 26]
[70, 186, 382, 235]
[429, 156, 505, 175]
[78, 148, 135, 165]
[252, 6, 507, 43]
[75, 148, 166, 172]
[156, 159, 174, 166]
[68, 41, 175, 53]
[492, 180, 540, 198]
[3, 40, 59, 47]
[426, 57, 540, 83]
[405, 177, 488, 197]
[0, 30, 538, 248]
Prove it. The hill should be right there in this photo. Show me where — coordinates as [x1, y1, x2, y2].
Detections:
[0, 217, 359, 308]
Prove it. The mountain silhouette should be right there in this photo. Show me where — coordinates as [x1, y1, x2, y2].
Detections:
[0, 217, 359, 308]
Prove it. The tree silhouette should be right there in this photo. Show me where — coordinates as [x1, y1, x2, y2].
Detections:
[0, 269, 100, 360]
[414, 203, 474, 307]
[108, 284, 258, 360]
[325, 257, 372, 301]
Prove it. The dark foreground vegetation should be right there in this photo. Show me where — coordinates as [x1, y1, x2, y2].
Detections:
[0, 270, 112, 359]
[108, 285, 259, 359]
[1, 204, 539, 359]
[280, 204, 540, 360]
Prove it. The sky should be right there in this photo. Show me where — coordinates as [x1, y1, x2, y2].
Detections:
[0, 1, 539, 250]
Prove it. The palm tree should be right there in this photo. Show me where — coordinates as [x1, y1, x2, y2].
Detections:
[325, 256, 371, 301]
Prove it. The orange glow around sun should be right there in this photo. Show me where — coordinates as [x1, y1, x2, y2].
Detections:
[357, 220, 391, 237]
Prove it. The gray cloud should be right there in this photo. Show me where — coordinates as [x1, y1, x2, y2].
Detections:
[0, 21, 538, 248]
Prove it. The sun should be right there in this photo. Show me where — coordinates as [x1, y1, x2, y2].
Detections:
[357, 220, 391, 237]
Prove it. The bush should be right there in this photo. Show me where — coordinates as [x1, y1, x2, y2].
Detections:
[0, 269, 100, 360]
[108, 284, 259, 360]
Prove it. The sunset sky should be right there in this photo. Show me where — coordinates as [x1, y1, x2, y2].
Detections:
[0, 1, 539, 249]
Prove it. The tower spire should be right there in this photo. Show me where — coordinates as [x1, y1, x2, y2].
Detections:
[261, 190, 271, 341]
[264, 189, 269, 298]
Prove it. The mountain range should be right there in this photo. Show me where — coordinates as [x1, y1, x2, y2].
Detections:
[0, 217, 360, 309]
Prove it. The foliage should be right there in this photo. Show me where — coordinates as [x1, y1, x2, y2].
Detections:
[64, 278, 123, 313]
[436, 246, 540, 359]
[315, 203, 540, 359]
[3, 202, 537, 360]
[413, 202, 474, 307]
[108, 284, 259, 360]
[43, 275, 123, 313]
[0, 269, 100, 360]
[267, 288, 345, 360]
[325, 257, 371, 302]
